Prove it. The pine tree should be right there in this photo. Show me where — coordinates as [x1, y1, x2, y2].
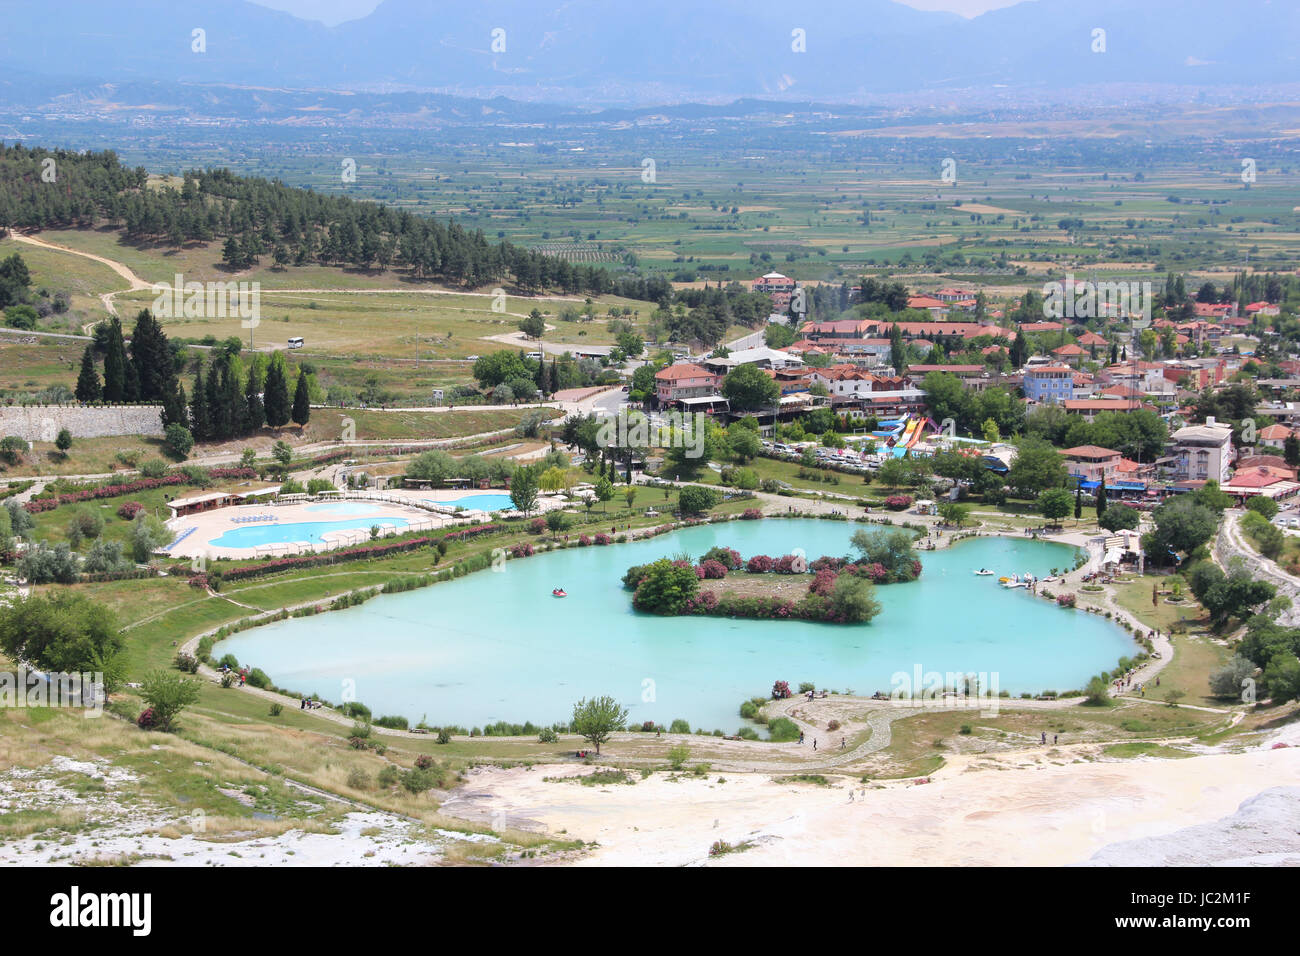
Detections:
[291, 369, 311, 427]
[263, 355, 291, 427]
[75, 344, 102, 403]
[222, 236, 244, 269]
[101, 316, 128, 402]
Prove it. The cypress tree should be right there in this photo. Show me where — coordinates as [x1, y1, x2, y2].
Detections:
[888, 323, 905, 375]
[1096, 477, 1108, 519]
[1074, 486, 1082, 521]
[206, 361, 228, 439]
[124, 352, 140, 403]
[129, 309, 171, 402]
[244, 366, 265, 431]
[75, 344, 102, 403]
[291, 369, 312, 427]
[223, 357, 246, 436]
[101, 316, 128, 402]
[160, 375, 188, 430]
[263, 355, 291, 427]
[1285, 433, 1300, 468]
[189, 359, 211, 441]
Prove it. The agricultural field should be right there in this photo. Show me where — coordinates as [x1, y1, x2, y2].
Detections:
[112, 149, 1300, 297]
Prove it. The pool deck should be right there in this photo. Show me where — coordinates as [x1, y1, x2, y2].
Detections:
[163, 489, 567, 561]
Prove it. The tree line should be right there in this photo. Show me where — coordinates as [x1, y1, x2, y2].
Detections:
[0, 144, 660, 301]
[73, 308, 310, 450]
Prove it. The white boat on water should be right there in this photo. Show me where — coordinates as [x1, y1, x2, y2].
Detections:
[999, 572, 1034, 589]
[973, 568, 995, 576]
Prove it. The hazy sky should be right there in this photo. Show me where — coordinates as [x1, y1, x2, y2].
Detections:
[252, 0, 1027, 27]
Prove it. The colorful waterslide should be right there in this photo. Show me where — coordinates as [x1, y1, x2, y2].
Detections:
[905, 416, 939, 449]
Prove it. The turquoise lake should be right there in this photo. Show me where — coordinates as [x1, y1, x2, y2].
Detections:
[213, 519, 1137, 730]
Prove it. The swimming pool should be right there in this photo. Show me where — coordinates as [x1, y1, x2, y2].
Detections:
[214, 520, 1137, 730]
[209, 515, 411, 549]
[429, 494, 516, 512]
[305, 502, 391, 517]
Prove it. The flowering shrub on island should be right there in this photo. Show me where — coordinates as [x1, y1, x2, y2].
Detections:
[774, 554, 803, 574]
[700, 546, 742, 570]
[809, 568, 838, 596]
[696, 559, 728, 580]
[884, 494, 913, 511]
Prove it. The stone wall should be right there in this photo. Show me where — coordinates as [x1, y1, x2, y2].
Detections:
[0, 405, 164, 442]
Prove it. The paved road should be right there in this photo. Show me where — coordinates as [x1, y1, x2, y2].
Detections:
[1216, 509, 1300, 625]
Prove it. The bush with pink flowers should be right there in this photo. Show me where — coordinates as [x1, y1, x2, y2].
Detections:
[746, 554, 774, 573]
[884, 494, 913, 511]
[117, 501, 145, 520]
[696, 559, 728, 580]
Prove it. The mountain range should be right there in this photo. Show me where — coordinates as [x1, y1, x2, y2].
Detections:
[0, 0, 1295, 104]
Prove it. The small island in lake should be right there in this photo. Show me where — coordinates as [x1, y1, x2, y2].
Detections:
[623, 528, 921, 624]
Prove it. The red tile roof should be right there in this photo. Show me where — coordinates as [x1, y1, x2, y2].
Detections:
[655, 363, 713, 382]
[1062, 445, 1121, 459]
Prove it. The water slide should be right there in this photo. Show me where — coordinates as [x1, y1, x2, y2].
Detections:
[899, 416, 920, 450]
[873, 417, 906, 440]
[905, 416, 938, 450]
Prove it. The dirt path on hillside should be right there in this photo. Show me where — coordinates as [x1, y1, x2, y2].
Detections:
[10, 232, 152, 327]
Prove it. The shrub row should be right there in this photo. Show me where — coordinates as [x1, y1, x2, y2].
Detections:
[24, 467, 257, 513]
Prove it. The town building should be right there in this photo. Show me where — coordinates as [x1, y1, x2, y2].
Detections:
[1169, 418, 1234, 484]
